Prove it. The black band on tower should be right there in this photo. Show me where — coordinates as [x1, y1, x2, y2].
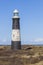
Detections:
[12, 18, 20, 29]
[11, 41, 21, 50]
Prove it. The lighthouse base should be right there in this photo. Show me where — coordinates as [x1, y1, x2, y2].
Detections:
[11, 41, 21, 50]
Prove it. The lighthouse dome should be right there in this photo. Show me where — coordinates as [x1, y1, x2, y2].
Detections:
[13, 9, 19, 18]
[13, 9, 19, 14]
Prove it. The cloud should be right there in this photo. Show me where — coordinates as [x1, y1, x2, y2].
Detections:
[0, 39, 7, 43]
[30, 38, 43, 42]
[27, 38, 43, 45]
[34, 38, 43, 42]
[2, 39, 7, 42]
[0, 38, 11, 45]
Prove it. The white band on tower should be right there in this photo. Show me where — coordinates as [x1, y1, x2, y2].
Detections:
[12, 29, 21, 41]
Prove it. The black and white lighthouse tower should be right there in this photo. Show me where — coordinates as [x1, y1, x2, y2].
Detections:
[11, 9, 21, 50]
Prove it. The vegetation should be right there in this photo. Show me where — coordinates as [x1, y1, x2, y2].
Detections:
[0, 45, 43, 65]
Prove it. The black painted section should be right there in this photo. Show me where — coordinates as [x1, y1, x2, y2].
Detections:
[11, 41, 21, 50]
[12, 18, 20, 29]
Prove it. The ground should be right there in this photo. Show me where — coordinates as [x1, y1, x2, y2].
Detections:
[0, 45, 43, 65]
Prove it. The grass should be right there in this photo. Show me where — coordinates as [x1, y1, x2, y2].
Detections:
[0, 45, 43, 65]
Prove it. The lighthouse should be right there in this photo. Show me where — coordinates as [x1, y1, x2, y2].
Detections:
[11, 9, 21, 50]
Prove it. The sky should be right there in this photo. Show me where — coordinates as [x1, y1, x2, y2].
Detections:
[0, 0, 43, 45]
